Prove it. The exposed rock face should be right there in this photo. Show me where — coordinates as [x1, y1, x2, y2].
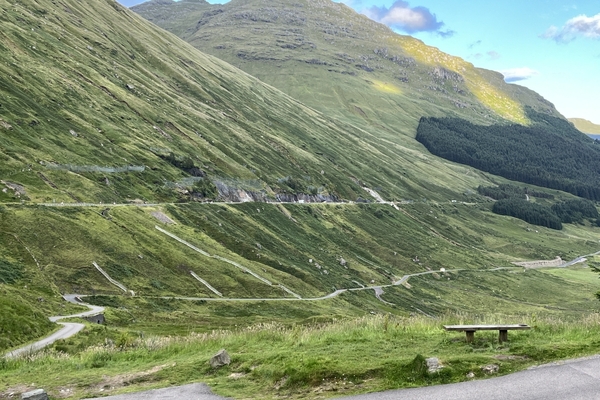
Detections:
[0, 119, 12, 129]
[274, 193, 337, 203]
[210, 349, 231, 368]
[214, 180, 338, 203]
[214, 181, 268, 202]
[431, 66, 465, 83]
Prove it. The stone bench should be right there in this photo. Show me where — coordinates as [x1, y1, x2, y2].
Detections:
[443, 324, 530, 343]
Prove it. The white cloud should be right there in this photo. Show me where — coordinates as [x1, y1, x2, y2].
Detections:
[499, 67, 539, 83]
[363, 1, 454, 37]
[487, 51, 501, 60]
[542, 13, 600, 42]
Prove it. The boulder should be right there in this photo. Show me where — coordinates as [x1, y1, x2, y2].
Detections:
[210, 349, 231, 368]
[21, 389, 48, 400]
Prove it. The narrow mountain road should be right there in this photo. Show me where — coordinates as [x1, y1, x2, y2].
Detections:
[4, 295, 104, 359]
[4, 253, 593, 358]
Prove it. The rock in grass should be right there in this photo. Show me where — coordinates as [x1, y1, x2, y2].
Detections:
[481, 364, 499, 374]
[210, 349, 231, 368]
[21, 389, 48, 400]
[426, 357, 443, 373]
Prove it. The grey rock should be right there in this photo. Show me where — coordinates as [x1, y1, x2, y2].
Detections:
[482, 364, 499, 374]
[126, 83, 135, 90]
[426, 357, 443, 373]
[210, 349, 231, 368]
[21, 389, 48, 400]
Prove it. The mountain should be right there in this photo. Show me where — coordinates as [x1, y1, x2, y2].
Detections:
[0, 0, 438, 204]
[569, 118, 600, 134]
[132, 0, 562, 137]
[2, 0, 600, 365]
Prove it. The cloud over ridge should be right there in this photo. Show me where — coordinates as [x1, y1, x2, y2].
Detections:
[363, 1, 454, 37]
[500, 67, 539, 83]
[542, 13, 600, 42]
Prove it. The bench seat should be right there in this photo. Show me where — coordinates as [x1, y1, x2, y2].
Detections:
[443, 324, 530, 343]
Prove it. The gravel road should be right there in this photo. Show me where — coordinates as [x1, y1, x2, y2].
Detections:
[86, 383, 229, 400]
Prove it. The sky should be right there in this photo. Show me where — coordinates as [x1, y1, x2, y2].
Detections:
[119, 0, 600, 124]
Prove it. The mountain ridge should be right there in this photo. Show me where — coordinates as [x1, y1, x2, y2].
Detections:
[132, 0, 563, 135]
[569, 118, 600, 134]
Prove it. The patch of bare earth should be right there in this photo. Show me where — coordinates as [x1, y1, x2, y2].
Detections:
[88, 364, 173, 396]
[1, 384, 34, 399]
[151, 211, 175, 225]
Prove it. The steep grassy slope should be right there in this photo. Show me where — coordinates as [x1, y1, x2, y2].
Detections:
[0, 0, 473, 204]
[133, 0, 562, 136]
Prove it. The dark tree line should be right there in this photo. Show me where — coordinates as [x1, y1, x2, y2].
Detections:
[551, 199, 599, 224]
[483, 187, 598, 229]
[416, 109, 600, 200]
[492, 198, 563, 230]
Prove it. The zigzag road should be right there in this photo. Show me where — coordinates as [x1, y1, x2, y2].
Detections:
[4, 232, 595, 357]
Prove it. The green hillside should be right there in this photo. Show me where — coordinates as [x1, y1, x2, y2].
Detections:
[133, 0, 562, 136]
[1, 0, 455, 204]
[569, 118, 600, 134]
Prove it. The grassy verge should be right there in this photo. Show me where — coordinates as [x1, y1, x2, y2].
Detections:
[2, 312, 600, 399]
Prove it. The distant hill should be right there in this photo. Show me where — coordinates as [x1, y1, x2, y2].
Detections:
[133, 0, 563, 138]
[132, 0, 600, 202]
[569, 118, 600, 134]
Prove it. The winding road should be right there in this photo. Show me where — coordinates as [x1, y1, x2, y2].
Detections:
[4, 250, 595, 359]
[4, 295, 103, 359]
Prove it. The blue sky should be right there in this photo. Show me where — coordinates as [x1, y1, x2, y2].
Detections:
[120, 0, 599, 124]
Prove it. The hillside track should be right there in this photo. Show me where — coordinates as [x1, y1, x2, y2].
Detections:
[4, 295, 104, 359]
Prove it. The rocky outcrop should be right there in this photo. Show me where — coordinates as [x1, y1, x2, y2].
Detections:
[214, 180, 338, 203]
[431, 67, 464, 83]
[274, 193, 337, 203]
[214, 180, 269, 202]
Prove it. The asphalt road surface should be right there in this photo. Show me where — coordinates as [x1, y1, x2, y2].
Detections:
[338, 355, 600, 400]
[4, 322, 85, 358]
[85, 355, 600, 400]
[4, 295, 104, 358]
